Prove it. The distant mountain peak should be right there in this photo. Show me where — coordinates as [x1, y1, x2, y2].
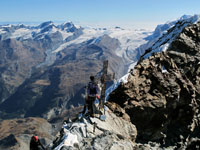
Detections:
[62, 21, 74, 27]
[38, 21, 54, 29]
[57, 21, 78, 32]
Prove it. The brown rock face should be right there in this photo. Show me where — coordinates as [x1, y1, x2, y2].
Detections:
[168, 22, 200, 93]
[108, 22, 200, 147]
[106, 101, 131, 122]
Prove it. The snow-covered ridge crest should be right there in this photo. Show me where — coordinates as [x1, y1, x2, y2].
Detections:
[141, 14, 200, 59]
[105, 73, 129, 101]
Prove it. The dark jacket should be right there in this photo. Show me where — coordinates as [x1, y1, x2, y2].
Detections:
[30, 138, 45, 150]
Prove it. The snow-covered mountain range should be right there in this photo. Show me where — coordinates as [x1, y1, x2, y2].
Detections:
[0, 21, 152, 70]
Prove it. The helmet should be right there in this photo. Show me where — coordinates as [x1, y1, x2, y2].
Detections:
[96, 95, 100, 99]
[33, 136, 38, 142]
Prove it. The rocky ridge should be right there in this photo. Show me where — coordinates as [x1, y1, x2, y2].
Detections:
[49, 105, 137, 150]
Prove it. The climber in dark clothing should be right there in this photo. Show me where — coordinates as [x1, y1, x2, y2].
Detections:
[82, 76, 99, 117]
[30, 136, 45, 150]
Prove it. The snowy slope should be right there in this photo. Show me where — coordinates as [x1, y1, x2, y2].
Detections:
[52, 27, 152, 56]
[105, 72, 129, 101]
[10, 28, 34, 39]
[51, 27, 152, 76]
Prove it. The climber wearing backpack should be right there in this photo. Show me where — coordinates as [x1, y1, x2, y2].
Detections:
[30, 135, 45, 150]
[84, 75, 99, 117]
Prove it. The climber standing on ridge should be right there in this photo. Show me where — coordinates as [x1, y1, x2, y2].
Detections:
[30, 135, 45, 150]
[83, 75, 99, 117]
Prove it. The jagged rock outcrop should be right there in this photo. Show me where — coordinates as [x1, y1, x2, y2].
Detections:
[108, 22, 200, 148]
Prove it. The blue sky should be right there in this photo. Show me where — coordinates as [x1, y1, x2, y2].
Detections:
[0, 0, 200, 28]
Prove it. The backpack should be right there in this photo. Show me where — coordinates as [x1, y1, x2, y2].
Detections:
[88, 82, 97, 96]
